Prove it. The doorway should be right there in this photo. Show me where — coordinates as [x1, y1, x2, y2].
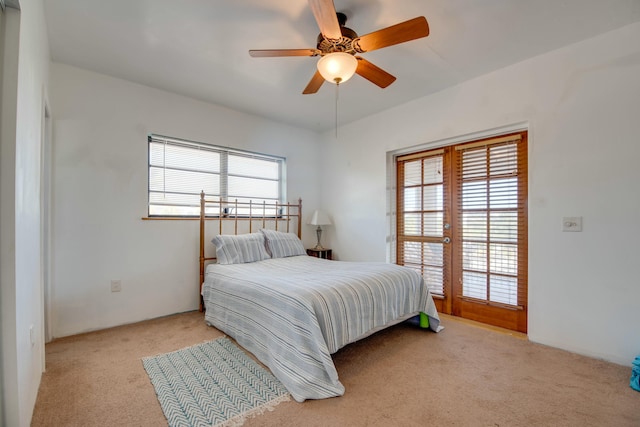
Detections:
[396, 131, 528, 333]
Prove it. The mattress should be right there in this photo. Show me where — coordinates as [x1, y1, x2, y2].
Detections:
[202, 255, 441, 401]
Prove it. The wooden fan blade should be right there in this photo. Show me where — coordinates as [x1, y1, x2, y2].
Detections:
[308, 0, 341, 40]
[249, 49, 317, 57]
[356, 16, 429, 53]
[303, 71, 325, 94]
[355, 57, 396, 88]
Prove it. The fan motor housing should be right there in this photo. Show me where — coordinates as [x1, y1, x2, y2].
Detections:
[316, 13, 359, 54]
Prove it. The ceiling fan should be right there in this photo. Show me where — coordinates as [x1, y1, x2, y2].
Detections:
[249, 0, 430, 94]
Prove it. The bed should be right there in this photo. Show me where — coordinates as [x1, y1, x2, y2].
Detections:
[198, 193, 441, 402]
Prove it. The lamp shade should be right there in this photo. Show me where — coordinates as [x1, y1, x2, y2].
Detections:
[316, 52, 358, 84]
[309, 210, 332, 226]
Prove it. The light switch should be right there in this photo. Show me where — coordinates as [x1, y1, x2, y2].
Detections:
[562, 216, 582, 232]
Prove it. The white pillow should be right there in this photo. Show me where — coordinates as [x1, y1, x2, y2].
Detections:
[212, 233, 270, 265]
[260, 229, 306, 258]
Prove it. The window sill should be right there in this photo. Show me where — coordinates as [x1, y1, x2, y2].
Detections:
[141, 216, 291, 221]
[142, 217, 200, 220]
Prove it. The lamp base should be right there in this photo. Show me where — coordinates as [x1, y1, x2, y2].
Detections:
[315, 226, 324, 250]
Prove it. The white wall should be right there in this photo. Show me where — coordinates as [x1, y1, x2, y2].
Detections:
[0, 0, 50, 425]
[320, 23, 640, 365]
[49, 63, 322, 338]
[0, 6, 20, 426]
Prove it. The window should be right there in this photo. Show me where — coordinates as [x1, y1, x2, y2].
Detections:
[148, 134, 285, 217]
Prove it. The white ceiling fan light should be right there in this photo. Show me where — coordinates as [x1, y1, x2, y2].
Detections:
[316, 52, 358, 84]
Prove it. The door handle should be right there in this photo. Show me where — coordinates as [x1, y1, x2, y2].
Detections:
[443, 237, 451, 244]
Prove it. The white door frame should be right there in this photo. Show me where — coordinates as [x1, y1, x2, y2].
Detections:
[41, 97, 52, 347]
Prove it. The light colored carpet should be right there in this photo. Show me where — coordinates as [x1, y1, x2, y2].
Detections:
[142, 337, 289, 427]
[32, 312, 640, 426]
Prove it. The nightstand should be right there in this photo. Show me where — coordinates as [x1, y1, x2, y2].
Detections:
[307, 248, 332, 260]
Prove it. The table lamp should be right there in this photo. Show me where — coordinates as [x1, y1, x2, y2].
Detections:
[309, 210, 331, 250]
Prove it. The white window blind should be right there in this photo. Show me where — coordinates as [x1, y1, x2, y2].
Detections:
[456, 136, 527, 307]
[396, 150, 448, 297]
[148, 134, 285, 216]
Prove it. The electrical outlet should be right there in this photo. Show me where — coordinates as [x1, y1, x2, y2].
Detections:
[110, 279, 122, 292]
[562, 216, 582, 232]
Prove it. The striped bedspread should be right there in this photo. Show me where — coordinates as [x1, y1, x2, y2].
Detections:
[202, 255, 441, 402]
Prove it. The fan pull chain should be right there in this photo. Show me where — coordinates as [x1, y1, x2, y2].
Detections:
[335, 81, 339, 139]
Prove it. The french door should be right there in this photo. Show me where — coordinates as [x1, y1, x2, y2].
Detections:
[396, 132, 528, 333]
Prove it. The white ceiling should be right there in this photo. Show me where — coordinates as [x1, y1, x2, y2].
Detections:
[43, 0, 640, 132]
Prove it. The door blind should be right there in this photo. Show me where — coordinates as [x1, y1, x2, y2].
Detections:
[396, 149, 449, 297]
[454, 133, 528, 308]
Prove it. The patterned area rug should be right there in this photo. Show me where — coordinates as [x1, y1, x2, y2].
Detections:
[142, 337, 290, 427]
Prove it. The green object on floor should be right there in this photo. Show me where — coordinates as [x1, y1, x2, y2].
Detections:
[419, 312, 430, 328]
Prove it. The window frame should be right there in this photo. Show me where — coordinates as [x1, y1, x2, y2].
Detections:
[147, 134, 286, 218]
